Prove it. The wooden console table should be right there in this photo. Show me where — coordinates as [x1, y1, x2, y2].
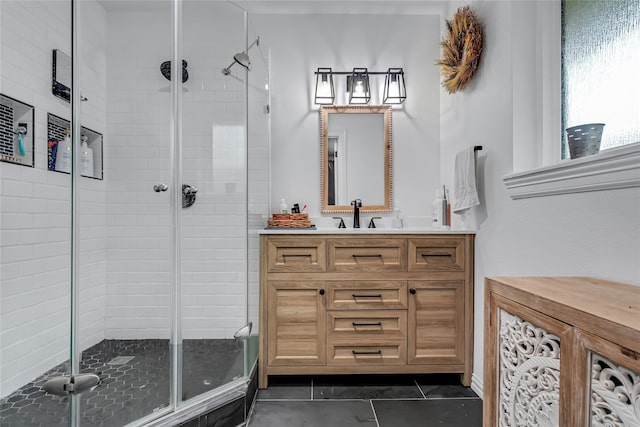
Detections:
[484, 276, 639, 426]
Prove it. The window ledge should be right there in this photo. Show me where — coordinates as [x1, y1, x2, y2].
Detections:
[503, 142, 640, 199]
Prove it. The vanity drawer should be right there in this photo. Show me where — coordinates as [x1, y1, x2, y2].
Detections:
[327, 238, 407, 272]
[327, 310, 407, 340]
[266, 238, 326, 272]
[327, 281, 408, 309]
[327, 340, 406, 366]
[408, 238, 465, 272]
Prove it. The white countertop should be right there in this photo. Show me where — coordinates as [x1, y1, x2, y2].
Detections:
[258, 227, 476, 235]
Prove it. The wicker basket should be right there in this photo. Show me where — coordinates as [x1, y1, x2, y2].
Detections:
[566, 123, 605, 159]
[267, 220, 312, 228]
[272, 214, 291, 221]
[267, 212, 311, 228]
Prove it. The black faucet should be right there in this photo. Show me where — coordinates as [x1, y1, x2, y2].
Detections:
[368, 217, 381, 229]
[351, 199, 362, 228]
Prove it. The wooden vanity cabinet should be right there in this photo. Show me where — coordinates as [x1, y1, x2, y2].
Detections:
[259, 233, 475, 389]
[484, 277, 640, 427]
[266, 281, 326, 366]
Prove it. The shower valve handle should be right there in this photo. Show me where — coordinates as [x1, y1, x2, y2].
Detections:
[153, 183, 169, 192]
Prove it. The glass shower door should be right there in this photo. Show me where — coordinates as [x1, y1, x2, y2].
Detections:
[179, 1, 249, 402]
[73, 0, 174, 425]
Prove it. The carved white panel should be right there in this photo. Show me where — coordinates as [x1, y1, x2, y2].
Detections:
[590, 353, 640, 426]
[498, 309, 561, 427]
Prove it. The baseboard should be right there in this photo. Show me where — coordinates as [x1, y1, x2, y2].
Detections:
[470, 373, 483, 399]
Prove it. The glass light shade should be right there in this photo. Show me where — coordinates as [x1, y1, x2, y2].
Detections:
[314, 67, 335, 105]
[349, 68, 370, 104]
[383, 68, 406, 104]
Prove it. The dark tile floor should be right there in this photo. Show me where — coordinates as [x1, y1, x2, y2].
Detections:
[246, 374, 482, 427]
[0, 339, 244, 427]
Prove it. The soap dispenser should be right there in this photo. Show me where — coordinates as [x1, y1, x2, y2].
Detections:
[391, 200, 403, 229]
[80, 135, 94, 177]
[431, 188, 445, 229]
[55, 130, 72, 173]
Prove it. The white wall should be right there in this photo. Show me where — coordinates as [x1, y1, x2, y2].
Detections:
[439, 0, 640, 394]
[253, 13, 442, 227]
[0, 0, 107, 397]
[259, 1, 640, 398]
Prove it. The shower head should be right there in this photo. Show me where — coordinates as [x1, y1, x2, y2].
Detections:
[221, 37, 259, 75]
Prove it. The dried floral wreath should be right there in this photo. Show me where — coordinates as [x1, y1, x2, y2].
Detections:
[437, 6, 483, 94]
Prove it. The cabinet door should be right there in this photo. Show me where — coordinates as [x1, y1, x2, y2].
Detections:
[574, 329, 640, 427]
[408, 280, 465, 365]
[484, 294, 574, 427]
[267, 281, 326, 366]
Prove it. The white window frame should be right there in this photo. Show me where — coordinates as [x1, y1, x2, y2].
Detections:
[503, 0, 640, 199]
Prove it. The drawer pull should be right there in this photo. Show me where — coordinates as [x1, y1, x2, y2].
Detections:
[409, 288, 416, 295]
[352, 322, 382, 327]
[352, 294, 383, 299]
[352, 254, 383, 258]
[282, 254, 312, 258]
[319, 289, 325, 296]
[421, 253, 450, 257]
[352, 350, 382, 355]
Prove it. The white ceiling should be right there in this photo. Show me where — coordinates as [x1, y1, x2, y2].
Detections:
[98, 0, 448, 15]
[234, 0, 448, 15]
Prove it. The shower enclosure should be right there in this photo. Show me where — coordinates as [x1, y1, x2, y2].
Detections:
[0, 0, 269, 425]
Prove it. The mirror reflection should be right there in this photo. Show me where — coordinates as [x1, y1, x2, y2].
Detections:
[321, 105, 392, 213]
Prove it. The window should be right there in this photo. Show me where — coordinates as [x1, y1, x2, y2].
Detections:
[561, 0, 640, 158]
[504, 0, 640, 199]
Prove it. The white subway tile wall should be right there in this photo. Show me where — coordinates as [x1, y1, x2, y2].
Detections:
[0, 0, 107, 397]
[1, 0, 269, 398]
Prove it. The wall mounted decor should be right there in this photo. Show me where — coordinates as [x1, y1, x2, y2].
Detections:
[437, 6, 483, 94]
[0, 93, 35, 167]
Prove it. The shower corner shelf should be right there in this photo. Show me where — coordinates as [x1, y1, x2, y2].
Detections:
[47, 113, 104, 180]
[0, 93, 35, 168]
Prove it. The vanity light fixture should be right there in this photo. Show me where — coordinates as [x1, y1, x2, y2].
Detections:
[383, 68, 406, 104]
[314, 67, 335, 105]
[313, 67, 405, 105]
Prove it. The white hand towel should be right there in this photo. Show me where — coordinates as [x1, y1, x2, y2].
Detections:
[453, 147, 480, 214]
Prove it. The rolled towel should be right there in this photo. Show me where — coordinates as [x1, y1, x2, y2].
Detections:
[452, 147, 480, 214]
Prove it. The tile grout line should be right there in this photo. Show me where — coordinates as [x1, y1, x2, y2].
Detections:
[369, 399, 381, 427]
[414, 379, 427, 399]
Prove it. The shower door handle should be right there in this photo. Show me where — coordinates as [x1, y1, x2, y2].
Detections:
[153, 183, 169, 192]
[44, 374, 100, 396]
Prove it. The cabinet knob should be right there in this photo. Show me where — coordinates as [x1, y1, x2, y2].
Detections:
[319, 289, 325, 295]
[409, 288, 416, 295]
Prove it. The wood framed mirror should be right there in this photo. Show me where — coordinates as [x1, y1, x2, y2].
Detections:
[320, 105, 392, 213]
